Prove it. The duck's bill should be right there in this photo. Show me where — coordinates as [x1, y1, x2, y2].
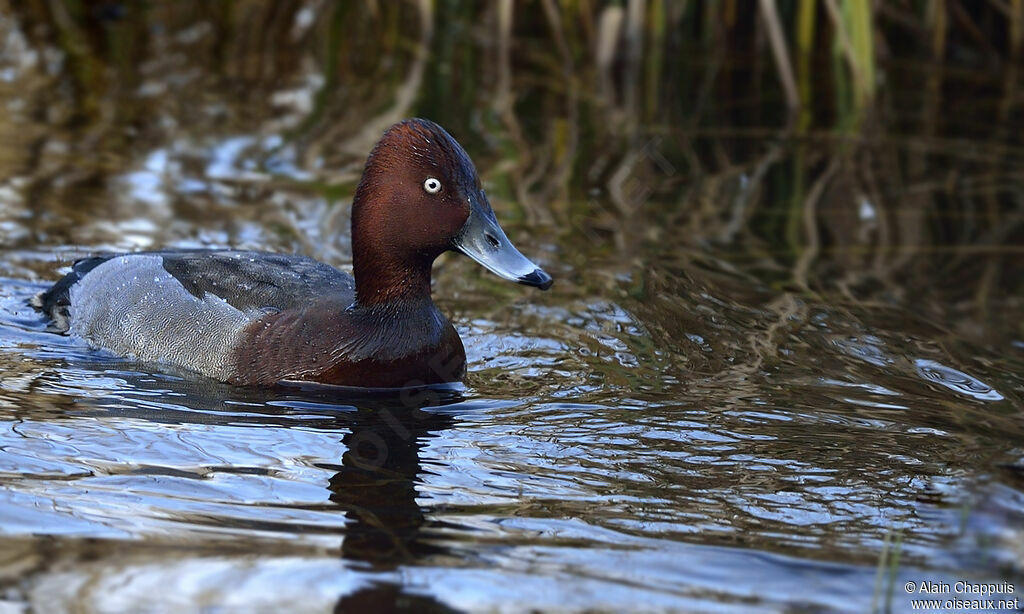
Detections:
[453, 199, 553, 290]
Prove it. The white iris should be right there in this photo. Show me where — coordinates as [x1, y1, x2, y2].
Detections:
[423, 177, 442, 194]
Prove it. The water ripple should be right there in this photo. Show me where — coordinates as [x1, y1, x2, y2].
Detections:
[914, 359, 1005, 402]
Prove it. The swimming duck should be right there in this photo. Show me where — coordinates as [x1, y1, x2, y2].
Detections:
[34, 118, 552, 388]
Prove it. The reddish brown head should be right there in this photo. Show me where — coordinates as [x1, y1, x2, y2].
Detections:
[350, 119, 551, 306]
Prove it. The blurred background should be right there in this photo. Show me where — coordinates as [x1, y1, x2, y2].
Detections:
[1, 0, 1021, 321]
[0, 1, 1023, 612]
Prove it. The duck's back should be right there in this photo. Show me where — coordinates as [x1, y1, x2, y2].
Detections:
[35, 250, 355, 380]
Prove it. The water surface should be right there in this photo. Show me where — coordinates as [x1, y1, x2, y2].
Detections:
[0, 4, 1022, 613]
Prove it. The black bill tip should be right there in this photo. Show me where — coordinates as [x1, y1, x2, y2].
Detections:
[519, 268, 553, 290]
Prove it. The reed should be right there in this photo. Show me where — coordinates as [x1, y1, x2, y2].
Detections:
[4, 0, 1022, 311]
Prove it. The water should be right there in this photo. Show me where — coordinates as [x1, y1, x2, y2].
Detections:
[1, 4, 1023, 613]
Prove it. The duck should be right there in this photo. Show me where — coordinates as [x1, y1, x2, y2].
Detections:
[33, 118, 552, 388]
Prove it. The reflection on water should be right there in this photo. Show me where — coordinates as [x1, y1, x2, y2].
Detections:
[1, 270, 1021, 611]
[0, 2, 1022, 613]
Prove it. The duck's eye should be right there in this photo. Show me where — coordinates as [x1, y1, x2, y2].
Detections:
[423, 177, 442, 194]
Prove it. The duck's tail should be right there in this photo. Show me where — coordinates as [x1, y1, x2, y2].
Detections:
[30, 255, 113, 333]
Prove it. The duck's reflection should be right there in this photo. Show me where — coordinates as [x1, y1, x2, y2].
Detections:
[334, 580, 460, 614]
[171, 380, 462, 570]
[327, 396, 456, 568]
[323, 390, 463, 613]
[40, 365, 466, 611]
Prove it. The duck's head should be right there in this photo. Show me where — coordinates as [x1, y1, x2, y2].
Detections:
[351, 118, 552, 303]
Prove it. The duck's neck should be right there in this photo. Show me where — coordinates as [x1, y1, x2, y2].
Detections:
[352, 244, 436, 308]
